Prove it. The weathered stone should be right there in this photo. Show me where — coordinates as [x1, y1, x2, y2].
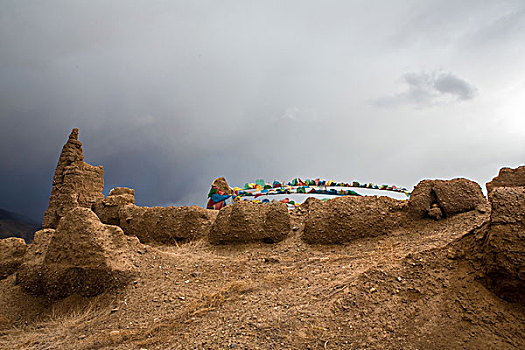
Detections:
[408, 178, 486, 218]
[15, 229, 54, 295]
[406, 180, 434, 219]
[93, 188, 135, 226]
[432, 179, 486, 216]
[486, 165, 525, 196]
[119, 205, 217, 244]
[302, 196, 406, 244]
[489, 187, 525, 225]
[483, 185, 525, 304]
[43, 129, 104, 228]
[299, 197, 324, 211]
[209, 201, 290, 244]
[484, 224, 525, 304]
[104, 194, 135, 206]
[427, 205, 443, 221]
[109, 187, 135, 196]
[18, 208, 137, 300]
[0, 237, 27, 279]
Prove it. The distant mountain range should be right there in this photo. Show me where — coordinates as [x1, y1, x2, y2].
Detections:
[0, 208, 40, 243]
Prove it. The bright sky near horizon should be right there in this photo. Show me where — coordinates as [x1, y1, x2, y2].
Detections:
[1, 0, 524, 221]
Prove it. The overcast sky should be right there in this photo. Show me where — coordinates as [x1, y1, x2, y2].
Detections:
[1, 0, 524, 222]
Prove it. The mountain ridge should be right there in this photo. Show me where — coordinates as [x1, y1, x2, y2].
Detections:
[0, 208, 40, 243]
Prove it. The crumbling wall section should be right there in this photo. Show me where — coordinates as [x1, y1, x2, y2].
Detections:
[482, 186, 525, 304]
[302, 196, 406, 244]
[209, 201, 290, 244]
[118, 205, 217, 245]
[17, 208, 137, 300]
[407, 178, 486, 219]
[93, 187, 135, 226]
[42, 129, 104, 228]
[486, 165, 525, 199]
[0, 237, 27, 279]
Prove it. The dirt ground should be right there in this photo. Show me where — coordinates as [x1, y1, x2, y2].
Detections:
[0, 209, 524, 350]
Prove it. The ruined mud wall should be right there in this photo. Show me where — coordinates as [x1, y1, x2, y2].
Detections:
[482, 167, 525, 304]
[0, 237, 27, 279]
[15, 128, 525, 306]
[93, 187, 135, 226]
[407, 178, 486, 219]
[118, 204, 217, 245]
[17, 208, 138, 300]
[209, 201, 290, 244]
[302, 196, 406, 244]
[486, 165, 525, 196]
[92, 186, 217, 245]
[301, 178, 488, 244]
[42, 129, 104, 229]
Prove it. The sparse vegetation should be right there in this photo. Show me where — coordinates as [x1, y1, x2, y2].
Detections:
[1, 209, 524, 349]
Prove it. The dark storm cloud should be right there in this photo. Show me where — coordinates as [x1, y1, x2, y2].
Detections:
[1, 0, 524, 221]
[374, 71, 476, 108]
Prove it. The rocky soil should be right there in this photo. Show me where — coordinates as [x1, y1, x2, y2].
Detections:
[0, 207, 523, 350]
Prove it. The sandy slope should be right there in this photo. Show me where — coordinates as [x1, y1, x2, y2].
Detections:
[0, 209, 523, 350]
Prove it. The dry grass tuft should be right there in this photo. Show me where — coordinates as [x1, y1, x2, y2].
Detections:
[0, 294, 114, 350]
[77, 280, 256, 349]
